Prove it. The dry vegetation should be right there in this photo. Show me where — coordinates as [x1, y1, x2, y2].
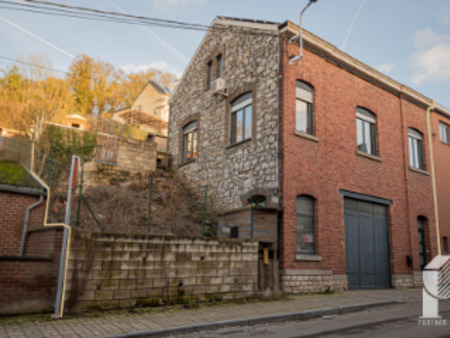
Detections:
[49, 170, 217, 236]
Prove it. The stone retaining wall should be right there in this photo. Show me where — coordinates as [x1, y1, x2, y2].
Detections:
[65, 231, 258, 312]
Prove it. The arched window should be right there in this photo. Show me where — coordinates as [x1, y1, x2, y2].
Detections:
[231, 92, 252, 144]
[182, 121, 197, 163]
[296, 195, 316, 255]
[417, 216, 428, 270]
[356, 107, 377, 155]
[296, 81, 314, 135]
[408, 128, 424, 170]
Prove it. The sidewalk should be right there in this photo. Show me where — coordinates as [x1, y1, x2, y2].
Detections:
[0, 289, 422, 338]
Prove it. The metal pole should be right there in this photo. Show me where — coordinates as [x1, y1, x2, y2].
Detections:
[54, 155, 80, 317]
[203, 185, 208, 236]
[148, 176, 153, 234]
[250, 192, 254, 239]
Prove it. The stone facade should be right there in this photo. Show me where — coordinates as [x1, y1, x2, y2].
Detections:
[65, 231, 258, 312]
[281, 270, 347, 294]
[168, 20, 280, 210]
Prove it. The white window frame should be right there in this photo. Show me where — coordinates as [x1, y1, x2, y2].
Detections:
[408, 128, 424, 170]
[182, 121, 197, 163]
[440, 122, 449, 144]
[230, 92, 252, 145]
[296, 81, 314, 135]
[356, 108, 377, 155]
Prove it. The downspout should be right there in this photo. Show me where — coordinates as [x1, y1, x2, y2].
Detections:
[426, 100, 441, 255]
[19, 195, 44, 256]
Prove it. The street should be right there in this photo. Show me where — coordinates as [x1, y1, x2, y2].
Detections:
[184, 300, 450, 338]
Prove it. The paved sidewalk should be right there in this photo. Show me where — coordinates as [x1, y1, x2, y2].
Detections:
[0, 289, 422, 338]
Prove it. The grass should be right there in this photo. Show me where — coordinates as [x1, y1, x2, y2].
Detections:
[0, 159, 42, 189]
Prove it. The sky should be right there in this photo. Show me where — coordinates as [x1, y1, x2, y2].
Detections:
[0, 0, 449, 108]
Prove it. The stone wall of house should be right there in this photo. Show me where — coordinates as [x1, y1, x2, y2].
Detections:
[168, 20, 280, 210]
[65, 231, 258, 312]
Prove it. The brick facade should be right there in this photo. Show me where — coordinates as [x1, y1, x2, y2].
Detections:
[0, 191, 46, 256]
[431, 109, 450, 254]
[168, 18, 442, 293]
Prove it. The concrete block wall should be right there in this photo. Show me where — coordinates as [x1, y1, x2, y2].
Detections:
[65, 231, 258, 312]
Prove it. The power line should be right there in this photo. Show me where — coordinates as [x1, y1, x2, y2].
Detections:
[0, 55, 69, 74]
[0, 0, 278, 37]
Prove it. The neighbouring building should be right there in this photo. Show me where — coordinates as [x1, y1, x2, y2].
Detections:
[113, 81, 171, 153]
[431, 105, 450, 255]
[64, 114, 88, 130]
[168, 16, 445, 293]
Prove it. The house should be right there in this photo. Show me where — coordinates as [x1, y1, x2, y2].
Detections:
[431, 106, 450, 255]
[64, 114, 87, 130]
[113, 81, 170, 153]
[168, 16, 448, 293]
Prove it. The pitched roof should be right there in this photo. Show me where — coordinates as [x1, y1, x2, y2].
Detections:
[0, 160, 47, 196]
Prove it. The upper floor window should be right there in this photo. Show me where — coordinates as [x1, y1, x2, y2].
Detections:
[440, 122, 449, 144]
[207, 61, 213, 88]
[356, 107, 377, 155]
[217, 54, 223, 78]
[182, 121, 197, 163]
[296, 81, 314, 135]
[297, 195, 316, 255]
[231, 92, 252, 144]
[408, 128, 425, 170]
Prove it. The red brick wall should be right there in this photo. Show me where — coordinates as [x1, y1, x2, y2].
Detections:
[279, 38, 437, 278]
[0, 191, 46, 256]
[0, 227, 63, 314]
[432, 112, 450, 254]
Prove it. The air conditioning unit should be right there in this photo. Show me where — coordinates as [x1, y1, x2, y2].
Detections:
[211, 78, 228, 96]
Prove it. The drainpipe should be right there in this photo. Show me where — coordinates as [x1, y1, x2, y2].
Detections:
[426, 100, 441, 255]
[19, 195, 44, 256]
[289, 0, 318, 64]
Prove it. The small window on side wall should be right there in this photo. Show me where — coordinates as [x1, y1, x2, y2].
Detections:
[207, 61, 213, 88]
[440, 122, 449, 144]
[408, 128, 425, 170]
[356, 107, 377, 155]
[217, 54, 223, 78]
[182, 121, 197, 163]
[296, 195, 316, 255]
[296, 81, 314, 135]
[230, 92, 252, 145]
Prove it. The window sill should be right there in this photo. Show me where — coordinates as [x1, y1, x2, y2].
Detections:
[226, 138, 252, 150]
[295, 254, 322, 262]
[409, 167, 429, 176]
[179, 159, 196, 167]
[294, 131, 319, 142]
[356, 150, 382, 162]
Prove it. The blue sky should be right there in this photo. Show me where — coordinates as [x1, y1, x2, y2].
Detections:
[0, 0, 449, 107]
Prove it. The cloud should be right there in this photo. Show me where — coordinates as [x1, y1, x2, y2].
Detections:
[410, 28, 450, 85]
[121, 61, 182, 77]
[148, 0, 206, 15]
[376, 63, 395, 73]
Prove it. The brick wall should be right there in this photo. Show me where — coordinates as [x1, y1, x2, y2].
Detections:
[432, 111, 450, 254]
[278, 36, 437, 292]
[65, 231, 258, 312]
[0, 191, 46, 256]
[0, 227, 63, 314]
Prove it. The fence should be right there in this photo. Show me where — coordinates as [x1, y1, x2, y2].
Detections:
[85, 116, 148, 140]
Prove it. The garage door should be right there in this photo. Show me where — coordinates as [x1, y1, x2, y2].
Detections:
[344, 198, 391, 289]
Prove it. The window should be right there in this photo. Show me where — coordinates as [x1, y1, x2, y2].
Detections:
[217, 54, 223, 78]
[182, 121, 197, 163]
[440, 122, 449, 144]
[296, 81, 314, 135]
[417, 217, 427, 270]
[207, 61, 213, 88]
[443, 237, 449, 255]
[408, 128, 425, 170]
[248, 195, 266, 207]
[231, 92, 252, 144]
[296, 196, 316, 255]
[356, 108, 377, 155]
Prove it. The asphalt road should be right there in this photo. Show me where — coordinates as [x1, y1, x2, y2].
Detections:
[180, 300, 450, 338]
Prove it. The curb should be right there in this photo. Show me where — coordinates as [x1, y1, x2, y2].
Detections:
[99, 300, 405, 338]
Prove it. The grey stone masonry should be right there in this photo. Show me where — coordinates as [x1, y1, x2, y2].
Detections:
[65, 231, 258, 312]
[168, 19, 280, 210]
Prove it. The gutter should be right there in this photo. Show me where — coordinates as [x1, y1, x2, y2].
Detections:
[426, 100, 442, 255]
[19, 195, 44, 256]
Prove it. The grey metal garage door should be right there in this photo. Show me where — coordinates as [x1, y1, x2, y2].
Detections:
[344, 198, 391, 289]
